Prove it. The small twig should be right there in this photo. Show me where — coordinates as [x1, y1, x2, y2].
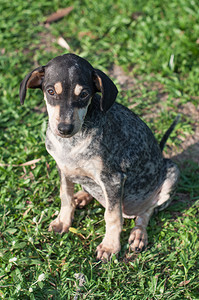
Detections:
[49, 281, 56, 288]
[0, 158, 41, 167]
[38, 211, 45, 225]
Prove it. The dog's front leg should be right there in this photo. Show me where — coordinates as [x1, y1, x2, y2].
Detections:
[96, 203, 123, 261]
[96, 182, 123, 261]
[48, 171, 75, 234]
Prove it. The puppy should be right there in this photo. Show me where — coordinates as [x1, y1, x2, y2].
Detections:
[20, 53, 179, 260]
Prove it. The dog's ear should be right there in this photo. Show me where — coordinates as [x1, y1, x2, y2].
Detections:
[93, 69, 118, 112]
[19, 66, 45, 105]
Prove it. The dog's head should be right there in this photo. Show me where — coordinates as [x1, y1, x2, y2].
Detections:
[20, 54, 118, 138]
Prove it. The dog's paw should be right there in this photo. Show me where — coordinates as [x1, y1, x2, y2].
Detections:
[96, 241, 120, 261]
[48, 216, 70, 234]
[128, 226, 148, 253]
[74, 191, 93, 208]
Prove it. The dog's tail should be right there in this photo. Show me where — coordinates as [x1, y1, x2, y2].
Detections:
[159, 115, 180, 152]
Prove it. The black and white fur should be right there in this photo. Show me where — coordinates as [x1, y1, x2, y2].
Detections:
[20, 54, 179, 260]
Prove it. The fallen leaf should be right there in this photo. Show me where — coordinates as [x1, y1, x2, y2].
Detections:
[78, 31, 96, 39]
[23, 207, 32, 217]
[45, 7, 73, 24]
[57, 37, 71, 50]
[179, 280, 190, 286]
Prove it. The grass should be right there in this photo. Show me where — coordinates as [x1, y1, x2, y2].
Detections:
[0, 0, 199, 299]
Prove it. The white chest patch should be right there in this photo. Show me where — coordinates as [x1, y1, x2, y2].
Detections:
[46, 130, 103, 183]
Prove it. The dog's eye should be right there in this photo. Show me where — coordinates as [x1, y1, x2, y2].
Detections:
[80, 90, 89, 99]
[47, 89, 55, 96]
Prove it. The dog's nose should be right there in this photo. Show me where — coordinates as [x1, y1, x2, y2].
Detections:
[58, 123, 74, 135]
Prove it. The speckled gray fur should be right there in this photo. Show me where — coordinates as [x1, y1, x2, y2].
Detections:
[45, 95, 178, 216]
[20, 53, 179, 257]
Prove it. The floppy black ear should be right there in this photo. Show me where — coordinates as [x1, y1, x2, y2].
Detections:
[93, 69, 118, 112]
[19, 66, 45, 105]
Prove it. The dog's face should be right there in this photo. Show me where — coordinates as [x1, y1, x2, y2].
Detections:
[42, 56, 95, 137]
[20, 54, 118, 138]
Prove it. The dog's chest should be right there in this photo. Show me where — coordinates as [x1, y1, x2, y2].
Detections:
[45, 129, 103, 182]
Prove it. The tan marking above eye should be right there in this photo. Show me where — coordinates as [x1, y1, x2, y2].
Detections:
[54, 82, 63, 94]
[74, 84, 83, 96]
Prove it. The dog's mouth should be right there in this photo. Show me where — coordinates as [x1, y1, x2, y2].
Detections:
[56, 131, 76, 138]
[55, 127, 80, 138]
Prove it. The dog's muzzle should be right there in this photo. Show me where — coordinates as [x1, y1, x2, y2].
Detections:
[58, 123, 74, 136]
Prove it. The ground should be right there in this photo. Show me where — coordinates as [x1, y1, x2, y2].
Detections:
[0, 1, 198, 299]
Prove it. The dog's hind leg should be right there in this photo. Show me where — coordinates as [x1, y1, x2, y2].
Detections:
[129, 159, 179, 252]
[74, 190, 93, 208]
[128, 206, 154, 253]
[154, 159, 179, 213]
